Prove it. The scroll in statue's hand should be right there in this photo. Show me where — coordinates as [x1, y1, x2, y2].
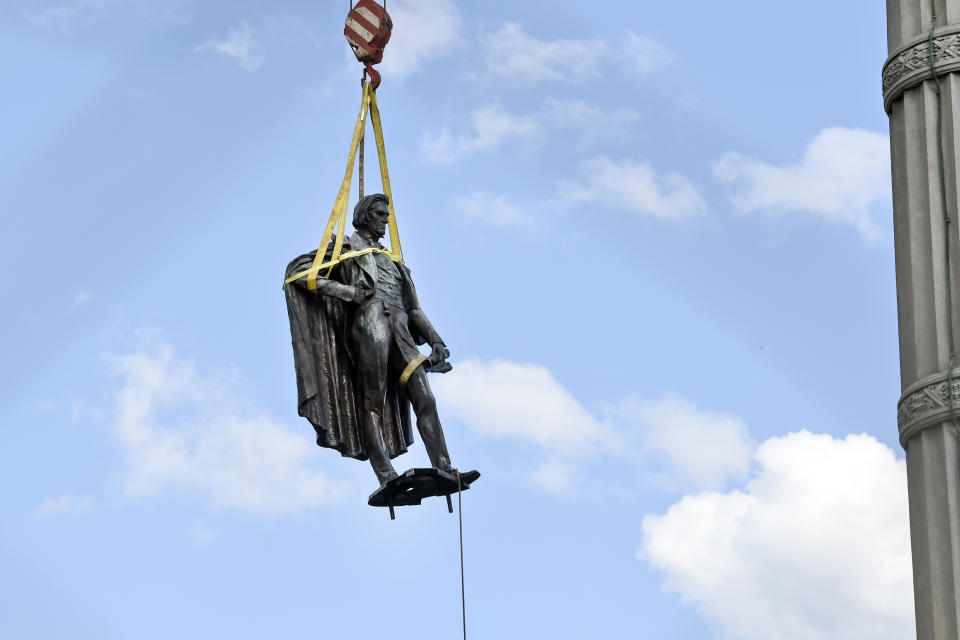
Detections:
[427, 342, 452, 373]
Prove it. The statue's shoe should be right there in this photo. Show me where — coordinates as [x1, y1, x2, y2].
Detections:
[442, 468, 481, 486]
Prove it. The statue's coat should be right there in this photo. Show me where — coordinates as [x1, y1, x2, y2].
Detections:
[284, 245, 414, 460]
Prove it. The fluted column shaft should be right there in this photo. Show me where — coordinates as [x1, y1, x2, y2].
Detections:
[885, 2, 960, 638]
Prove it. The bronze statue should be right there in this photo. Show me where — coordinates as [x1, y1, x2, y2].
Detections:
[285, 194, 475, 509]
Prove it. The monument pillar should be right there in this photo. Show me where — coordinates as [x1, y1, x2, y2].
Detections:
[884, 1, 960, 638]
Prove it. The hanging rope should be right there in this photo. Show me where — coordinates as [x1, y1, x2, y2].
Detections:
[359, 81, 365, 200]
[457, 472, 467, 640]
[927, 1, 960, 476]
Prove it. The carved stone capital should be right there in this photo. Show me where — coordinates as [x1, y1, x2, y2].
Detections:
[897, 368, 960, 447]
[883, 27, 960, 113]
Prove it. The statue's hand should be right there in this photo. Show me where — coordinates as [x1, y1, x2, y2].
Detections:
[352, 285, 372, 303]
[429, 342, 450, 367]
[427, 361, 453, 374]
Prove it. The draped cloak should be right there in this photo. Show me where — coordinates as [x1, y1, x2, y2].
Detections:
[284, 249, 414, 461]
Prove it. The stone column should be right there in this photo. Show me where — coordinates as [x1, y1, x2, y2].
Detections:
[884, 2, 960, 638]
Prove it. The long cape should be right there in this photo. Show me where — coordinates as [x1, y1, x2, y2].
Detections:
[284, 251, 413, 460]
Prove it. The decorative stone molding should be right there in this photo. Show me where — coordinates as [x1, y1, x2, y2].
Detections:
[897, 368, 960, 447]
[883, 27, 960, 113]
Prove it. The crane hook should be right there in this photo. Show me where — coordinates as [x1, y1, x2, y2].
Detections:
[345, 0, 392, 90]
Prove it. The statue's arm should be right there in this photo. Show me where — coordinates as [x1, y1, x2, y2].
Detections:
[409, 307, 451, 371]
[310, 277, 356, 302]
[399, 265, 443, 345]
[408, 308, 444, 347]
[286, 252, 358, 303]
[401, 265, 451, 370]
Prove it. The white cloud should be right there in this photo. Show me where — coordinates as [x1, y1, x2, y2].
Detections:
[195, 22, 265, 72]
[375, 0, 462, 81]
[422, 98, 640, 165]
[193, 523, 217, 544]
[453, 191, 534, 229]
[36, 494, 92, 515]
[265, 13, 320, 49]
[543, 98, 641, 145]
[421, 103, 540, 165]
[619, 394, 755, 491]
[434, 359, 751, 494]
[21, 0, 190, 30]
[485, 23, 606, 83]
[528, 459, 580, 496]
[640, 431, 912, 640]
[109, 341, 342, 514]
[624, 32, 675, 74]
[713, 127, 891, 240]
[70, 289, 94, 311]
[191, 14, 317, 74]
[433, 359, 614, 457]
[21, 0, 105, 30]
[559, 156, 706, 219]
[484, 23, 671, 83]
[436, 357, 910, 636]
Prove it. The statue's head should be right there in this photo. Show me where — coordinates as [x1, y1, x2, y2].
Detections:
[352, 193, 390, 239]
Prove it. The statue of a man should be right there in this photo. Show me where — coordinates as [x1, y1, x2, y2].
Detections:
[284, 194, 454, 486]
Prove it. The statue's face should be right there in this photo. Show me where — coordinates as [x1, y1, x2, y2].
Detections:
[362, 201, 390, 239]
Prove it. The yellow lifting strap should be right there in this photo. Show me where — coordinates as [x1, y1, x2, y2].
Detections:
[284, 82, 404, 290]
[398, 354, 428, 388]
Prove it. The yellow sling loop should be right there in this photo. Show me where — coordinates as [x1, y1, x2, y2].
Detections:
[398, 354, 428, 388]
[284, 82, 404, 289]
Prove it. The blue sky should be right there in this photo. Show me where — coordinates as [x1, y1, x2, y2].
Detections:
[1, 1, 911, 638]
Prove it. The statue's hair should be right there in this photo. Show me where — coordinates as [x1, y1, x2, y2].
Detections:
[352, 193, 390, 230]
